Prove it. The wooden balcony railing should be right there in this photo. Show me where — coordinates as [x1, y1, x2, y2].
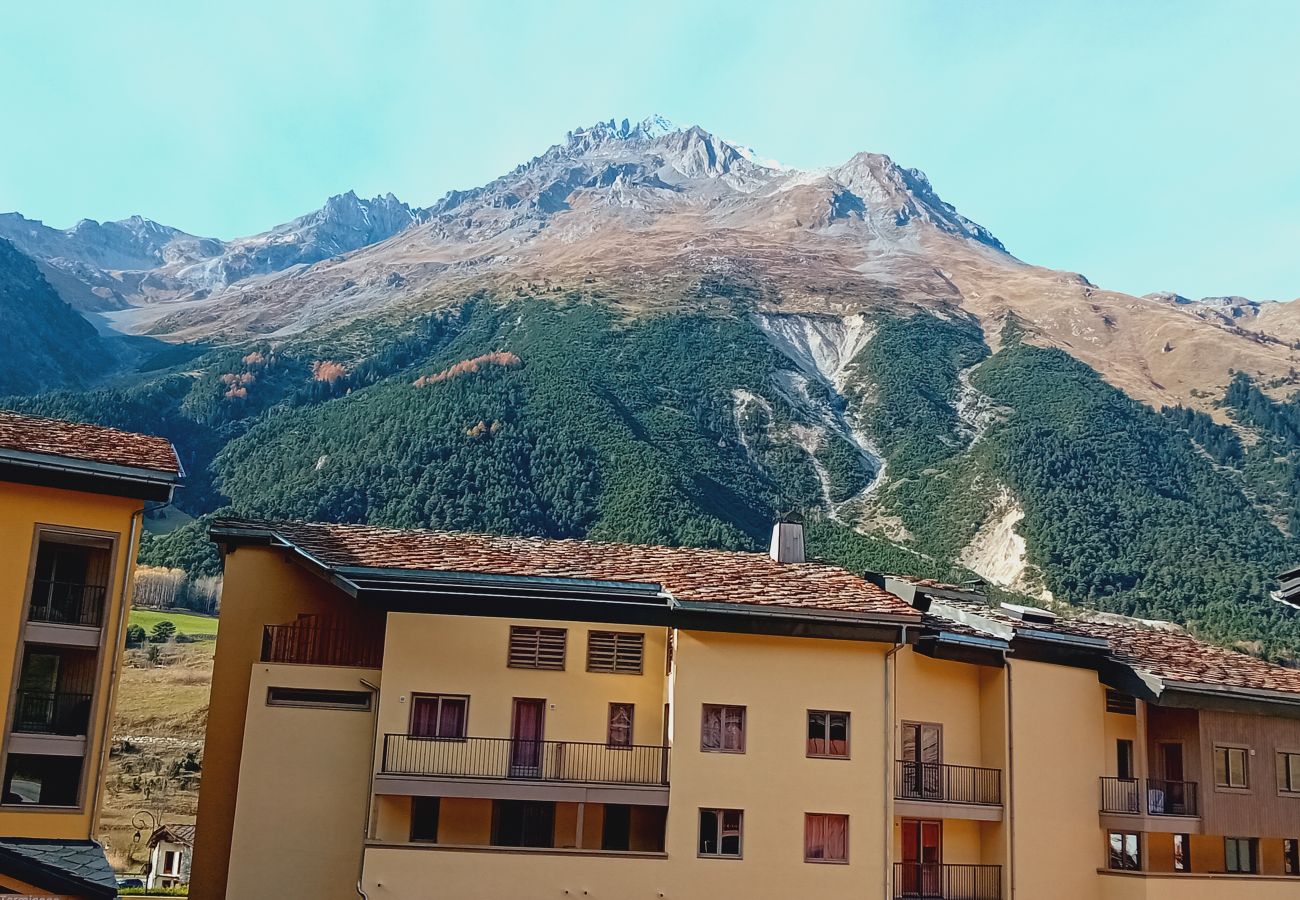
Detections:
[12, 690, 93, 736]
[261, 622, 383, 668]
[28, 580, 106, 627]
[1099, 777, 1199, 817]
[894, 863, 1003, 899]
[381, 734, 670, 786]
[896, 761, 1002, 806]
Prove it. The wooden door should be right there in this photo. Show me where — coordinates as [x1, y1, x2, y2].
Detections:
[510, 698, 545, 775]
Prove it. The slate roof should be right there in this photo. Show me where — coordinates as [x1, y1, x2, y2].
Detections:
[0, 410, 180, 474]
[148, 823, 196, 848]
[0, 838, 117, 897]
[214, 518, 921, 620]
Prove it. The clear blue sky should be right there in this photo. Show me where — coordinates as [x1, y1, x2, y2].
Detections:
[3, 0, 1298, 300]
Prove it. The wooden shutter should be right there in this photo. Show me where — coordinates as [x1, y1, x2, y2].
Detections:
[1106, 690, 1137, 715]
[586, 631, 644, 674]
[507, 626, 567, 670]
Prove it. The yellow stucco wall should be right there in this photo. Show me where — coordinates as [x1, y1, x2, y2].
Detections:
[1008, 658, 1107, 900]
[189, 545, 382, 900]
[223, 661, 380, 900]
[0, 481, 141, 841]
[376, 612, 669, 747]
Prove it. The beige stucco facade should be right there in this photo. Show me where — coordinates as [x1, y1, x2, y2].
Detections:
[193, 536, 1300, 900]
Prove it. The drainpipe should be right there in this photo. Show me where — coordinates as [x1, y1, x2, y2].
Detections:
[1004, 659, 1016, 900]
[884, 627, 907, 900]
[356, 676, 381, 900]
[90, 507, 143, 843]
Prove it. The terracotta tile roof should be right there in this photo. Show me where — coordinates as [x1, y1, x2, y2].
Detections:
[924, 594, 1300, 698]
[0, 411, 179, 474]
[1069, 619, 1300, 696]
[221, 519, 920, 620]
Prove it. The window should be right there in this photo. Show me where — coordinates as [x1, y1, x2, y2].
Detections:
[587, 631, 644, 674]
[1278, 752, 1300, 794]
[1117, 740, 1134, 780]
[265, 687, 372, 710]
[804, 813, 848, 863]
[27, 536, 112, 627]
[1214, 746, 1249, 789]
[698, 808, 743, 857]
[507, 626, 567, 670]
[410, 796, 440, 842]
[807, 711, 850, 758]
[701, 705, 746, 753]
[1108, 831, 1140, 871]
[1105, 689, 1137, 715]
[161, 850, 181, 875]
[2, 754, 83, 807]
[410, 694, 467, 739]
[1173, 834, 1190, 872]
[607, 703, 634, 748]
[1225, 837, 1257, 874]
[1284, 839, 1299, 876]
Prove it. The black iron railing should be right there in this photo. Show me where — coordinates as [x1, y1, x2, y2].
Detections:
[382, 734, 670, 786]
[1100, 776, 1199, 816]
[894, 863, 1003, 899]
[261, 622, 383, 668]
[896, 761, 1002, 806]
[28, 580, 106, 627]
[13, 690, 93, 735]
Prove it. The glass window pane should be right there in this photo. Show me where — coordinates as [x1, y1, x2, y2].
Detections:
[699, 810, 718, 855]
[720, 810, 742, 856]
[829, 713, 848, 756]
[702, 707, 722, 751]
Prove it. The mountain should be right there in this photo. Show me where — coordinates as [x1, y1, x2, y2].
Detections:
[4, 116, 1299, 656]
[0, 238, 111, 393]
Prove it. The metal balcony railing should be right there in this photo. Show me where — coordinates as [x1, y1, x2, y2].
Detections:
[261, 622, 383, 668]
[13, 690, 93, 736]
[381, 734, 670, 786]
[896, 761, 1002, 806]
[894, 863, 1003, 899]
[28, 580, 106, 627]
[1100, 776, 1199, 817]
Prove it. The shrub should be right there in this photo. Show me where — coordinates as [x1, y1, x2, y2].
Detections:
[149, 620, 177, 643]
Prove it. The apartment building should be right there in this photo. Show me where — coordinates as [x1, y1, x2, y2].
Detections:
[191, 517, 1300, 900]
[0, 411, 181, 897]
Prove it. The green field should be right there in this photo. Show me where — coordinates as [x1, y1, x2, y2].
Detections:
[128, 608, 219, 638]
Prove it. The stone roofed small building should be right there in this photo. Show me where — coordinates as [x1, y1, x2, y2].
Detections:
[0, 410, 180, 897]
[146, 823, 195, 891]
[192, 519, 1300, 900]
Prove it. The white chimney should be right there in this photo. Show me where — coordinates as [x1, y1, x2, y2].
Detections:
[769, 520, 805, 564]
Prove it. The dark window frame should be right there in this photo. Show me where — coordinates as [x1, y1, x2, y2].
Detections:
[607, 702, 635, 749]
[1277, 750, 1300, 795]
[1213, 744, 1250, 791]
[410, 796, 441, 843]
[409, 693, 469, 740]
[804, 812, 849, 864]
[697, 807, 743, 858]
[1224, 836, 1258, 874]
[265, 687, 372, 710]
[1108, 831, 1141, 871]
[700, 704, 746, 754]
[1173, 833, 1191, 872]
[1283, 838, 1299, 876]
[806, 710, 851, 759]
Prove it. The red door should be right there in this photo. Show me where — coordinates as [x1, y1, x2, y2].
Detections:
[901, 819, 942, 897]
[510, 699, 545, 776]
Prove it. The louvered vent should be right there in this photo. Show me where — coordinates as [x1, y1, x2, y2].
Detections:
[507, 626, 567, 670]
[1105, 689, 1137, 715]
[587, 631, 645, 674]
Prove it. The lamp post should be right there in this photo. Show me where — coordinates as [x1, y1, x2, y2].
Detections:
[130, 810, 159, 874]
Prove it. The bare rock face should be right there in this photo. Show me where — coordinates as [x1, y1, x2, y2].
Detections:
[8, 116, 1300, 411]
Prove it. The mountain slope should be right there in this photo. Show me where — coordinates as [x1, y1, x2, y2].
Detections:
[0, 238, 111, 393]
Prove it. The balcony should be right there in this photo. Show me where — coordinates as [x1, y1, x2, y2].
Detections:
[1100, 777, 1199, 817]
[261, 621, 383, 668]
[381, 735, 669, 787]
[896, 761, 1002, 806]
[893, 863, 1003, 900]
[12, 690, 93, 736]
[28, 580, 106, 628]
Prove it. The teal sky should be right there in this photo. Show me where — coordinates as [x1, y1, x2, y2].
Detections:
[3, 1, 1298, 300]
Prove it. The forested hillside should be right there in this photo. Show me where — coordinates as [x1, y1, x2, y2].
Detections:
[4, 295, 1298, 657]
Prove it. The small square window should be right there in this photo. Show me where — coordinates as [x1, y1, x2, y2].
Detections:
[701, 705, 746, 753]
[807, 711, 850, 758]
[804, 813, 848, 863]
[410, 694, 468, 739]
[1108, 831, 1140, 871]
[698, 808, 743, 857]
[1214, 746, 1249, 789]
